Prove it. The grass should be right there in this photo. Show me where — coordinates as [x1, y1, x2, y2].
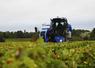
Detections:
[0, 38, 95, 68]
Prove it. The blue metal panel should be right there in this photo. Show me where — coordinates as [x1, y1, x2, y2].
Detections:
[54, 36, 65, 42]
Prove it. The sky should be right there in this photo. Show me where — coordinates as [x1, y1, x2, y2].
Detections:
[0, 0, 95, 32]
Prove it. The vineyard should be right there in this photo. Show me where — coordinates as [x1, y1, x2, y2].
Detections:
[0, 39, 95, 68]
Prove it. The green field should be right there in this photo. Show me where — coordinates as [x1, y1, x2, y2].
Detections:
[0, 39, 95, 68]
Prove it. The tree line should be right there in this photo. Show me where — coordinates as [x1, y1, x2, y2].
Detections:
[72, 28, 95, 41]
[0, 30, 35, 38]
[0, 28, 95, 42]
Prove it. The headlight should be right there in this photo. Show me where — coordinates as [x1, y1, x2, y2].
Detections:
[60, 39, 63, 42]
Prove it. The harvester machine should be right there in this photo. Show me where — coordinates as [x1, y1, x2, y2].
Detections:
[41, 17, 72, 42]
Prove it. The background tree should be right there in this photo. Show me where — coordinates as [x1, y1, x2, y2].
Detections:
[90, 28, 95, 40]
[0, 32, 5, 42]
[15, 31, 24, 38]
[72, 29, 90, 41]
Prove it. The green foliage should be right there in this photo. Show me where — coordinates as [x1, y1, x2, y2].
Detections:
[0, 40, 95, 68]
[72, 29, 90, 41]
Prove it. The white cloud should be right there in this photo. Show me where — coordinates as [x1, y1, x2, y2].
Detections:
[0, 0, 95, 31]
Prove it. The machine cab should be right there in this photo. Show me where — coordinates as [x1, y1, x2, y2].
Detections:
[50, 17, 68, 36]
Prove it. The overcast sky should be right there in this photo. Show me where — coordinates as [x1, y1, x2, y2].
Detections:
[0, 0, 95, 32]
